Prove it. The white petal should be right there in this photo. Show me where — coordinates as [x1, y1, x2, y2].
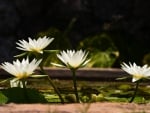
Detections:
[16, 36, 54, 53]
[55, 50, 89, 69]
[0, 58, 41, 79]
[121, 62, 150, 82]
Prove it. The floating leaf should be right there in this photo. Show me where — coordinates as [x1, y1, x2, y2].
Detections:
[1, 87, 47, 103]
[0, 92, 8, 104]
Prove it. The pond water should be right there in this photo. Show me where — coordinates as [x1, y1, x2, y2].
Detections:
[25, 78, 150, 103]
[1, 78, 150, 103]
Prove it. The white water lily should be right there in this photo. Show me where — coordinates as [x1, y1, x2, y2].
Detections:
[52, 50, 90, 70]
[52, 50, 90, 102]
[1, 58, 42, 80]
[16, 36, 54, 53]
[121, 62, 150, 82]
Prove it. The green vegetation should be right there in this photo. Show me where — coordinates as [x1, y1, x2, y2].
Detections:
[78, 32, 119, 67]
[1, 78, 150, 104]
[36, 21, 120, 68]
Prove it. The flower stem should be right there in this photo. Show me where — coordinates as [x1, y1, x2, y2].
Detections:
[40, 66, 64, 104]
[22, 79, 26, 89]
[72, 70, 80, 103]
[129, 81, 140, 103]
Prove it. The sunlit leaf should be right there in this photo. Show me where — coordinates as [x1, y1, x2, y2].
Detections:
[44, 50, 59, 53]
[51, 63, 65, 68]
[14, 52, 27, 57]
[0, 92, 8, 104]
[116, 76, 130, 80]
[30, 75, 48, 78]
[0, 78, 13, 84]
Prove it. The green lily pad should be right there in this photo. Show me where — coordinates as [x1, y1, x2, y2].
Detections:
[0, 87, 47, 103]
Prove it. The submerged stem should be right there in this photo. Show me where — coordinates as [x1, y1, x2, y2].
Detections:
[72, 70, 80, 103]
[129, 81, 140, 103]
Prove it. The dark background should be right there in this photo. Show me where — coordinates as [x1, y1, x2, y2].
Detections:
[0, 0, 150, 67]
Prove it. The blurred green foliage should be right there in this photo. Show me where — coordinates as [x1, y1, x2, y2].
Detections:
[78, 32, 119, 67]
[35, 18, 120, 68]
[143, 53, 150, 66]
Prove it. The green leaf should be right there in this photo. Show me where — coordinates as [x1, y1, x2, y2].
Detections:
[44, 50, 59, 53]
[104, 97, 128, 102]
[145, 77, 150, 80]
[1, 87, 47, 103]
[0, 78, 13, 84]
[0, 92, 8, 104]
[116, 76, 130, 80]
[14, 52, 27, 58]
[51, 63, 65, 68]
[30, 75, 48, 78]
